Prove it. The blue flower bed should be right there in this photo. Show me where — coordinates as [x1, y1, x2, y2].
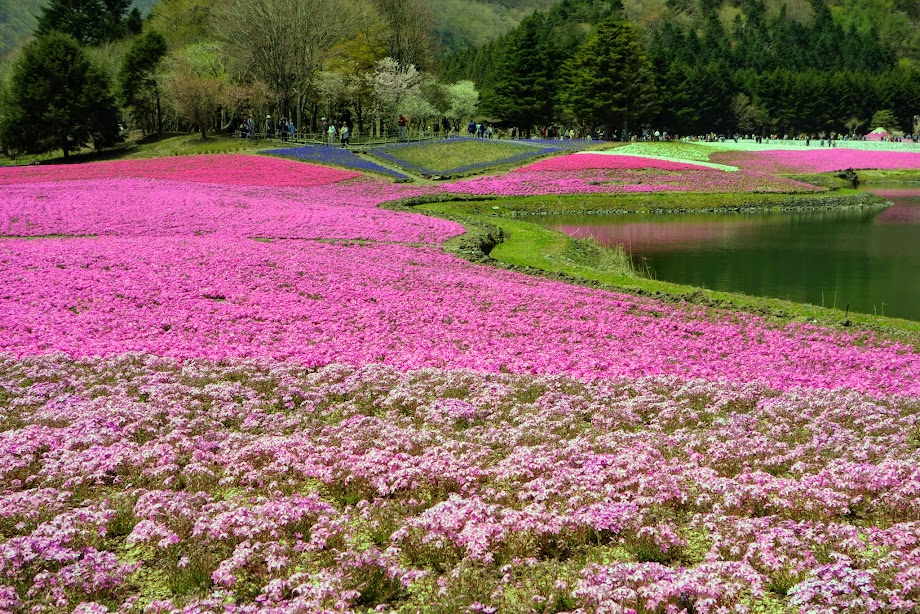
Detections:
[261, 146, 409, 180]
[367, 138, 564, 176]
[505, 138, 602, 151]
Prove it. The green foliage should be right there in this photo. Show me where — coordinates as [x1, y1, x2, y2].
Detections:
[483, 14, 555, 129]
[559, 18, 656, 133]
[119, 30, 168, 133]
[870, 108, 898, 132]
[0, 32, 120, 158]
[0, 0, 44, 60]
[36, 0, 140, 45]
[370, 139, 543, 174]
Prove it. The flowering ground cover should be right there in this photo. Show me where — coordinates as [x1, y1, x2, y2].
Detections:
[2, 153, 920, 612]
[0, 154, 359, 187]
[1, 356, 920, 612]
[437, 154, 822, 196]
[0, 178, 448, 242]
[507, 138, 603, 151]
[709, 149, 920, 174]
[261, 146, 410, 180]
[2, 235, 918, 395]
[367, 138, 561, 176]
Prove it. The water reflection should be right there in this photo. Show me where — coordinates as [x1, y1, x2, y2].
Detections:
[539, 188, 920, 321]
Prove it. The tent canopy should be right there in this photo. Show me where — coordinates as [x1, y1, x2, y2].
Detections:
[865, 127, 889, 141]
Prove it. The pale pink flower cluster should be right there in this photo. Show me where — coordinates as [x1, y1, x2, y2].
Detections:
[0, 357, 918, 611]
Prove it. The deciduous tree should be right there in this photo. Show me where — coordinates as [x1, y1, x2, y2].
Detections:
[215, 0, 377, 124]
[161, 43, 226, 139]
[445, 80, 479, 125]
[119, 30, 169, 134]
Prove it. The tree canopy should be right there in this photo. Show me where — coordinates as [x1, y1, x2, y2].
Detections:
[559, 18, 656, 134]
[0, 32, 120, 158]
[36, 0, 142, 46]
[119, 30, 169, 134]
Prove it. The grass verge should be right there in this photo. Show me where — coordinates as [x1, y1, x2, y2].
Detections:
[414, 190, 884, 217]
[0, 134, 280, 166]
[404, 193, 920, 341]
[790, 169, 920, 187]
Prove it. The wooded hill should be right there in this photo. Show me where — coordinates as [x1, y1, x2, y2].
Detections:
[438, 0, 920, 136]
[0, 0, 156, 61]
[2, 0, 918, 149]
[4, 0, 918, 63]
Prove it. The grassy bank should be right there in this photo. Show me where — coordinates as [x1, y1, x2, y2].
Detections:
[409, 193, 920, 340]
[0, 134, 279, 166]
[411, 189, 884, 217]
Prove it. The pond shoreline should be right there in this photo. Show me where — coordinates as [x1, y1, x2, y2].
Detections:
[501, 193, 887, 217]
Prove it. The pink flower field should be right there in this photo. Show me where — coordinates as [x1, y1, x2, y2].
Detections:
[519, 153, 715, 172]
[0, 178, 452, 242]
[3, 236, 917, 395]
[710, 149, 920, 174]
[1, 154, 919, 612]
[0, 154, 360, 187]
[440, 154, 821, 196]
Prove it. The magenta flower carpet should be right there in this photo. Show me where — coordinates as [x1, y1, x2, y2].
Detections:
[709, 148, 920, 174]
[1, 154, 919, 613]
[442, 154, 821, 195]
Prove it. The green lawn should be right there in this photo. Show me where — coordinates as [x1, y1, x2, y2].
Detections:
[416, 190, 882, 217]
[369, 139, 551, 175]
[0, 134, 276, 166]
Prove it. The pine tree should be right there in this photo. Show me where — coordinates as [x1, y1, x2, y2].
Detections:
[36, 0, 135, 45]
[559, 18, 656, 136]
[0, 32, 120, 158]
[484, 14, 554, 133]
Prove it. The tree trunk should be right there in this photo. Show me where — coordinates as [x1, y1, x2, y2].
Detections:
[155, 87, 162, 133]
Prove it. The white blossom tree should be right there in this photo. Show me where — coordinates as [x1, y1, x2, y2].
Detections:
[366, 57, 425, 135]
[445, 80, 479, 127]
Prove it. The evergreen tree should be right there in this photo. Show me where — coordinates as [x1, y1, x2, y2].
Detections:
[0, 32, 120, 158]
[119, 30, 168, 134]
[559, 18, 655, 136]
[36, 0, 135, 45]
[484, 14, 554, 132]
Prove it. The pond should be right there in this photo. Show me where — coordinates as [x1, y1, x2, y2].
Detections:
[538, 187, 920, 321]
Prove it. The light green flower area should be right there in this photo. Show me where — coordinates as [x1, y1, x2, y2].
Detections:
[695, 139, 920, 152]
[582, 142, 741, 171]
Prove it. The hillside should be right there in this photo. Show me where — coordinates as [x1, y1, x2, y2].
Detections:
[2, 0, 918, 61]
[429, 0, 557, 50]
[0, 0, 157, 61]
